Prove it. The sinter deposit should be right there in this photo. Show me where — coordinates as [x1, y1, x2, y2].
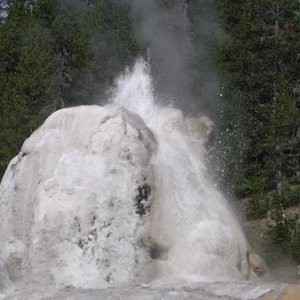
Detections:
[0, 60, 267, 298]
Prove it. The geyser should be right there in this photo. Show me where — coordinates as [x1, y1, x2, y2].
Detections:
[0, 60, 263, 293]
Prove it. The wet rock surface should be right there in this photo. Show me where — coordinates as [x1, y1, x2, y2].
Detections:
[2, 282, 300, 300]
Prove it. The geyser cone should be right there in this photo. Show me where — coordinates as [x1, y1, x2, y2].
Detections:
[0, 59, 264, 293]
[0, 104, 156, 289]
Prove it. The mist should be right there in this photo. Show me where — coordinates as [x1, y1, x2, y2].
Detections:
[121, 0, 224, 115]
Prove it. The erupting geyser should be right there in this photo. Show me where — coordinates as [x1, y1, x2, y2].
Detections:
[0, 60, 265, 294]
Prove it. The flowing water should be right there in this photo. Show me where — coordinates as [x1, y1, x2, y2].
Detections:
[113, 59, 251, 282]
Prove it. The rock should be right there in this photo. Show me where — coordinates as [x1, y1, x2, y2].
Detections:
[186, 116, 214, 148]
[279, 284, 300, 300]
[248, 251, 268, 278]
[0, 105, 157, 289]
[260, 291, 276, 300]
[142, 235, 168, 260]
[260, 284, 300, 300]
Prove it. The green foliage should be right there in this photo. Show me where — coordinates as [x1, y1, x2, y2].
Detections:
[78, 0, 140, 102]
[216, 0, 300, 220]
[0, 0, 89, 178]
[265, 203, 300, 264]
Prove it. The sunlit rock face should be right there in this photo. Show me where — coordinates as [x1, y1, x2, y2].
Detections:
[0, 104, 156, 289]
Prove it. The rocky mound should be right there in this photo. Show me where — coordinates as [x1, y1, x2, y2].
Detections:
[0, 105, 156, 289]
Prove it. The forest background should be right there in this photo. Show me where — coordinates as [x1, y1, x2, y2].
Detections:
[0, 0, 300, 278]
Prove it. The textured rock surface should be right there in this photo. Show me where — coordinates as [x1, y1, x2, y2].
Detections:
[279, 285, 300, 300]
[259, 284, 300, 300]
[2, 282, 299, 299]
[0, 105, 156, 289]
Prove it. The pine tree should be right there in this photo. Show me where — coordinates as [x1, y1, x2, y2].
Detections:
[216, 0, 300, 219]
[0, 0, 91, 178]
